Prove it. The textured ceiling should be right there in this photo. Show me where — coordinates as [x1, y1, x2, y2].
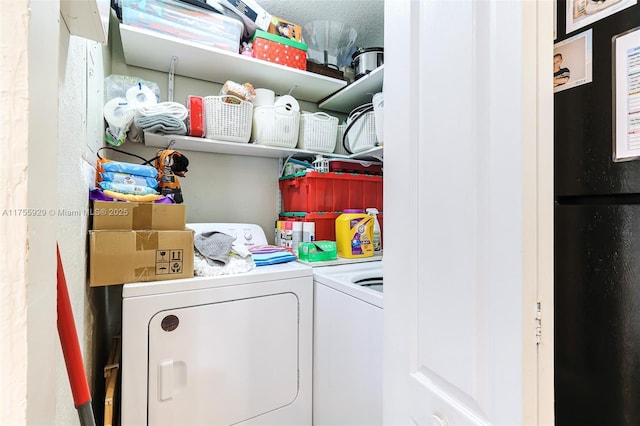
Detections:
[255, 0, 384, 49]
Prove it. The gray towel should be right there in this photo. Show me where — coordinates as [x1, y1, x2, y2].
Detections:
[194, 232, 235, 266]
[135, 114, 187, 135]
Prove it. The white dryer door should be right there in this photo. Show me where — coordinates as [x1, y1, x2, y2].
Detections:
[147, 292, 299, 425]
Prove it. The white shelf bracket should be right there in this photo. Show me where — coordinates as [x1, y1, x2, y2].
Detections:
[168, 56, 178, 102]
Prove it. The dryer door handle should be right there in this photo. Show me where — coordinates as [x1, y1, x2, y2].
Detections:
[158, 359, 174, 401]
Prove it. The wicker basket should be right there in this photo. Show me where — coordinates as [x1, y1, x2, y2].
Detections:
[203, 95, 253, 143]
[297, 112, 338, 153]
[343, 110, 377, 153]
[334, 124, 349, 155]
[251, 105, 300, 148]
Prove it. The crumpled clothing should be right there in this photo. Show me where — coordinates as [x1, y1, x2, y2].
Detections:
[194, 252, 256, 277]
[194, 232, 236, 266]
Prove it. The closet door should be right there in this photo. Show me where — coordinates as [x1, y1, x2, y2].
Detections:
[383, 0, 553, 424]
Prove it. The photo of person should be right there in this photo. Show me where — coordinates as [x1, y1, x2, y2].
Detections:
[554, 29, 593, 93]
[566, 0, 637, 33]
[554, 53, 571, 86]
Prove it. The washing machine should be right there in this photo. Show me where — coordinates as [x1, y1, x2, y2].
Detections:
[312, 260, 383, 426]
[121, 223, 313, 426]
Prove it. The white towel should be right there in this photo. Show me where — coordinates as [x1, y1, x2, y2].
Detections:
[137, 102, 188, 121]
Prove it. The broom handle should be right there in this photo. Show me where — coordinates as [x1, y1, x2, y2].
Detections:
[57, 245, 96, 426]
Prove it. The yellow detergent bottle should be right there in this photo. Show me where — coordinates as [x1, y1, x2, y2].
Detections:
[335, 209, 374, 258]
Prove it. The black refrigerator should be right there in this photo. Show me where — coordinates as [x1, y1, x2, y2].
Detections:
[555, 1, 640, 425]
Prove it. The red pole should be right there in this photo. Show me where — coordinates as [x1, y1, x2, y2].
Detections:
[57, 245, 95, 425]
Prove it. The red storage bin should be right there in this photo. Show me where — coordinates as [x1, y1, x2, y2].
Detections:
[279, 171, 383, 213]
[279, 212, 340, 241]
[279, 211, 383, 245]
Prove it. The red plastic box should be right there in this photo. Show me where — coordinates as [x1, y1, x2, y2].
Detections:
[280, 211, 383, 244]
[279, 171, 383, 213]
[279, 212, 340, 241]
[251, 29, 307, 71]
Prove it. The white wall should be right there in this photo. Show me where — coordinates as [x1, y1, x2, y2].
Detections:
[0, 0, 32, 421]
[56, 31, 111, 424]
[1, 0, 63, 424]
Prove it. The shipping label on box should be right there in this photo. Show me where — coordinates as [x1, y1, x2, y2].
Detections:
[89, 229, 194, 286]
[92, 201, 186, 230]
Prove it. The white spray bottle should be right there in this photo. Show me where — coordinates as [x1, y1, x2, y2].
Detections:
[366, 208, 381, 252]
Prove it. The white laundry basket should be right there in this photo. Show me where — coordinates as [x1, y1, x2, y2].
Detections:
[343, 104, 377, 153]
[203, 95, 253, 143]
[334, 123, 349, 155]
[297, 112, 338, 153]
[252, 105, 300, 148]
[372, 92, 384, 144]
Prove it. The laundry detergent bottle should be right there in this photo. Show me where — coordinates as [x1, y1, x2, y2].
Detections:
[335, 209, 374, 258]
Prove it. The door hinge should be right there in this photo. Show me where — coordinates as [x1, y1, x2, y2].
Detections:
[535, 302, 542, 345]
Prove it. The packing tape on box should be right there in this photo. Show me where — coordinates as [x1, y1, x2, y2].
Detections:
[274, 95, 300, 112]
[126, 84, 158, 106]
[103, 97, 136, 129]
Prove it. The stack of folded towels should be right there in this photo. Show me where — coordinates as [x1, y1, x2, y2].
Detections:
[134, 102, 189, 135]
[248, 245, 297, 266]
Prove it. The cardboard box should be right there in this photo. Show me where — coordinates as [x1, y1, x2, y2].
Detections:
[252, 30, 307, 71]
[268, 16, 302, 42]
[92, 201, 186, 230]
[226, 0, 272, 32]
[89, 229, 194, 287]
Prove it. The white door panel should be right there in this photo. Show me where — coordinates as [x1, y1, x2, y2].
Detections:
[384, 0, 551, 424]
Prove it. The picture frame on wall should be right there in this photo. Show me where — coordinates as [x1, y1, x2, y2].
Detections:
[554, 29, 593, 93]
[612, 27, 640, 162]
[554, 0, 558, 40]
[566, 0, 637, 34]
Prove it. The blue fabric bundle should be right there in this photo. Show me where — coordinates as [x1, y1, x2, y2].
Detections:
[249, 246, 297, 266]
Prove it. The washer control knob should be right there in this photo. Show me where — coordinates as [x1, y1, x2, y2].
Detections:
[244, 232, 253, 241]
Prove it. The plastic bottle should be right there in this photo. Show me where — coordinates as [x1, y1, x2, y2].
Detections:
[366, 208, 381, 252]
[335, 209, 374, 258]
[275, 220, 282, 246]
[283, 221, 293, 250]
[292, 221, 303, 254]
[303, 221, 315, 242]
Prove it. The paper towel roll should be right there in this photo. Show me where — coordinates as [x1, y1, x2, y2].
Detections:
[126, 84, 157, 106]
[274, 95, 300, 112]
[253, 88, 275, 106]
[103, 97, 136, 129]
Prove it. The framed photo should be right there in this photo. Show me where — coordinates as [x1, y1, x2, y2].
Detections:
[554, 29, 593, 93]
[566, 0, 637, 34]
[613, 27, 640, 162]
[554, 0, 558, 40]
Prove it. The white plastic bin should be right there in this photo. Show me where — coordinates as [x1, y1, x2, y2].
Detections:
[252, 105, 300, 148]
[343, 110, 377, 153]
[203, 95, 253, 143]
[297, 112, 338, 153]
[372, 92, 384, 144]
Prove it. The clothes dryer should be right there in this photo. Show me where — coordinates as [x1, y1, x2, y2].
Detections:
[121, 223, 313, 425]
